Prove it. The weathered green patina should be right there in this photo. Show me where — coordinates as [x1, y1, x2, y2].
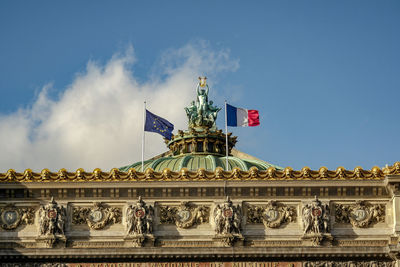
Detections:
[119, 149, 282, 172]
[184, 76, 221, 131]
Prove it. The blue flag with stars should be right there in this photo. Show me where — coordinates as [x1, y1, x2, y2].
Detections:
[144, 109, 174, 140]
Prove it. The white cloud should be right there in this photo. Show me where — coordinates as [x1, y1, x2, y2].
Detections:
[0, 42, 239, 172]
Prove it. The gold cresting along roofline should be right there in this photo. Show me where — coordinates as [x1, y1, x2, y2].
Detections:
[0, 162, 399, 182]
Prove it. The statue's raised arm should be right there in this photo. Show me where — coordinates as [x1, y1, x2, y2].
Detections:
[196, 76, 209, 102]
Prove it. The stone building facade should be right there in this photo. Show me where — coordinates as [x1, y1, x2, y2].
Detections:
[1, 79, 399, 266]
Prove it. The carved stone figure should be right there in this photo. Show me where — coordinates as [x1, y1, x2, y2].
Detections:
[38, 197, 66, 236]
[302, 196, 331, 246]
[335, 201, 385, 228]
[159, 202, 209, 228]
[126, 196, 153, 235]
[72, 202, 122, 230]
[212, 196, 243, 247]
[246, 201, 296, 228]
[303, 197, 330, 235]
[214, 196, 241, 235]
[0, 204, 35, 230]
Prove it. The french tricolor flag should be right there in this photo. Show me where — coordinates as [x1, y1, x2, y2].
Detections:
[226, 104, 260, 127]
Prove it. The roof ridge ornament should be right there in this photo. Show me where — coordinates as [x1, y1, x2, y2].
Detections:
[2, 162, 399, 182]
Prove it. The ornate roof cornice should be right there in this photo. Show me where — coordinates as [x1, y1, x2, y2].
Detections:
[0, 162, 399, 182]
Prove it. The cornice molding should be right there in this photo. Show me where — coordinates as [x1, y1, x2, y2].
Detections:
[1, 162, 399, 183]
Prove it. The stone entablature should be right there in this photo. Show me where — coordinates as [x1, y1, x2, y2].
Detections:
[0, 167, 399, 262]
[0, 196, 397, 262]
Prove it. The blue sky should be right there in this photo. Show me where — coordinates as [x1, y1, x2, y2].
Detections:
[0, 1, 399, 171]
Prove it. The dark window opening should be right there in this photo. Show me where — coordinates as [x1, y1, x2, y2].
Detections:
[197, 142, 204, 152]
[208, 142, 214, 152]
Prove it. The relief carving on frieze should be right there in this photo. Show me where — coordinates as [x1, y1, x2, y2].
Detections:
[214, 196, 241, 235]
[302, 196, 332, 246]
[159, 202, 210, 228]
[72, 202, 122, 230]
[213, 196, 243, 246]
[37, 197, 66, 248]
[38, 197, 65, 236]
[0, 204, 35, 230]
[246, 200, 296, 228]
[335, 201, 385, 228]
[125, 196, 154, 247]
[126, 196, 154, 235]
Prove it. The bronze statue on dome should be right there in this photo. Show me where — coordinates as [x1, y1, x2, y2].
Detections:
[184, 77, 221, 131]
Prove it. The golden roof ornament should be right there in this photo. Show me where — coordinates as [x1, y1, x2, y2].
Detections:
[199, 76, 207, 88]
[2, 162, 399, 182]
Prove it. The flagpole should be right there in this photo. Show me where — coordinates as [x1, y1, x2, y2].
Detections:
[142, 101, 146, 172]
[225, 100, 229, 171]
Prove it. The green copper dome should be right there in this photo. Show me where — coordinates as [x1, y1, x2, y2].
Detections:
[119, 149, 282, 172]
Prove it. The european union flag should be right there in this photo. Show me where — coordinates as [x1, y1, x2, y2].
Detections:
[144, 109, 174, 140]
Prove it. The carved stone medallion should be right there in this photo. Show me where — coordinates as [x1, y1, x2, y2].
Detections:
[89, 209, 104, 223]
[72, 202, 122, 230]
[0, 204, 34, 230]
[47, 209, 57, 219]
[335, 201, 385, 228]
[353, 208, 367, 221]
[1, 207, 20, 230]
[134, 207, 146, 219]
[159, 202, 209, 229]
[223, 207, 233, 218]
[264, 209, 279, 222]
[312, 207, 322, 217]
[177, 209, 191, 223]
[2, 209, 19, 229]
[247, 201, 296, 228]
